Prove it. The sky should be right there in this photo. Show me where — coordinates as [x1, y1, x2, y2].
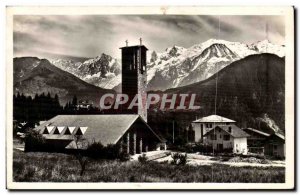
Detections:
[13, 15, 285, 60]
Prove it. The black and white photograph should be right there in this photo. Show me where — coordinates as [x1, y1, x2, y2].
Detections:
[5, 6, 295, 190]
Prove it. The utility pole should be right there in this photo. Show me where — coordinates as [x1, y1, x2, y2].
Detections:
[172, 120, 175, 144]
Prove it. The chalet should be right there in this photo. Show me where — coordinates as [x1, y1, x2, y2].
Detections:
[192, 115, 236, 142]
[203, 125, 250, 154]
[243, 128, 270, 155]
[35, 115, 166, 154]
[243, 128, 285, 158]
[76, 100, 93, 110]
[264, 133, 285, 158]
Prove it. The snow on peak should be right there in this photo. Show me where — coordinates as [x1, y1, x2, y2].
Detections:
[250, 40, 284, 57]
[52, 39, 285, 91]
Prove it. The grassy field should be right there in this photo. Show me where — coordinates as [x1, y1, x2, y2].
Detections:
[13, 150, 285, 183]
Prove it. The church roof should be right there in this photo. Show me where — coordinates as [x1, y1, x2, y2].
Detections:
[119, 45, 148, 50]
[192, 115, 236, 123]
[35, 114, 164, 146]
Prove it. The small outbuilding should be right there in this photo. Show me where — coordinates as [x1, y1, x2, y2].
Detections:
[34, 114, 166, 155]
[243, 128, 270, 155]
[264, 133, 285, 158]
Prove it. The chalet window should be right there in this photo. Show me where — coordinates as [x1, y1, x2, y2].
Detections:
[219, 134, 222, 139]
[210, 124, 213, 128]
[210, 134, 217, 140]
[223, 135, 230, 141]
[228, 126, 232, 133]
[206, 124, 209, 128]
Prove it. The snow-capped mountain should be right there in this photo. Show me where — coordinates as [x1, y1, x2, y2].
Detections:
[250, 39, 285, 57]
[52, 39, 285, 91]
[147, 39, 285, 90]
[52, 53, 121, 89]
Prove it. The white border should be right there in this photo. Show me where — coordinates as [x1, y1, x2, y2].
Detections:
[6, 6, 295, 190]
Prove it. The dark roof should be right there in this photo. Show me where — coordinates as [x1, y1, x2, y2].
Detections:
[204, 125, 250, 138]
[243, 128, 271, 137]
[119, 45, 148, 50]
[35, 114, 164, 146]
[272, 132, 285, 140]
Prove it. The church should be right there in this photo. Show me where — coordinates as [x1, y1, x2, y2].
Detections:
[34, 40, 167, 154]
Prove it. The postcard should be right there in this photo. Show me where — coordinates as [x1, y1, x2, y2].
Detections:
[6, 6, 295, 190]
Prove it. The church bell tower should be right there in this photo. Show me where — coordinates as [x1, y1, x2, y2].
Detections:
[120, 39, 148, 122]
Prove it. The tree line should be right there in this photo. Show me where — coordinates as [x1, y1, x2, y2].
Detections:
[13, 92, 63, 124]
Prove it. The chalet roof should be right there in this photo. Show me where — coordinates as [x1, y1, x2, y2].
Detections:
[192, 115, 236, 123]
[273, 132, 285, 140]
[204, 125, 250, 138]
[243, 128, 271, 137]
[35, 114, 164, 146]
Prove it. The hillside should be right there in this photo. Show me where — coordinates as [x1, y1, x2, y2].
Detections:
[13, 57, 114, 106]
[155, 54, 285, 134]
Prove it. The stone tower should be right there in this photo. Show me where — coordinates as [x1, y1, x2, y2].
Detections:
[120, 41, 148, 122]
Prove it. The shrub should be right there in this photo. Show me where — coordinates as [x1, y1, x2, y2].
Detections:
[222, 147, 233, 154]
[138, 153, 148, 164]
[171, 152, 187, 165]
[103, 144, 119, 159]
[85, 142, 104, 159]
[24, 129, 46, 152]
[86, 143, 130, 161]
[118, 151, 130, 162]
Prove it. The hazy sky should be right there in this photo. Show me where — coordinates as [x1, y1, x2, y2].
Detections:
[14, 15, 285, 59]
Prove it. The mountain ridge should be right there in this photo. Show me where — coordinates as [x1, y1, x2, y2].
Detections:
[13, 57, 114, 106]
[50, 39, 285, 92]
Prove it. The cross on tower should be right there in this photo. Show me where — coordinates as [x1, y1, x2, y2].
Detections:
[125, 40, 128, 47]
[139, 38, 142, 45]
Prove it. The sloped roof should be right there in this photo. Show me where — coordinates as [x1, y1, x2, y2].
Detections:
[243, 128, 271, 137]
[192, 115, 236, 123]
[204, 125, 250, 138]
[119, 45, 148, 50]
[274, 132, 285, 140]
[35, 114, 164, 146]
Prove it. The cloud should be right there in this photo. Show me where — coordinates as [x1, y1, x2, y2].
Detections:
[13, 15, 285, 60]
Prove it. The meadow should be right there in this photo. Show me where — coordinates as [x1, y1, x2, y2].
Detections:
[13, 149, 285, 183]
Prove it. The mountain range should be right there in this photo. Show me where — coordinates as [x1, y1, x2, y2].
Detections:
[13, 57, 114, 106]
[51, 39, 284, 91]
[13, 39, 285, 133]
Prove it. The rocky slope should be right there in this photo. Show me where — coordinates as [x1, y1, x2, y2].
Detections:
[52, 53, 121, 89]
